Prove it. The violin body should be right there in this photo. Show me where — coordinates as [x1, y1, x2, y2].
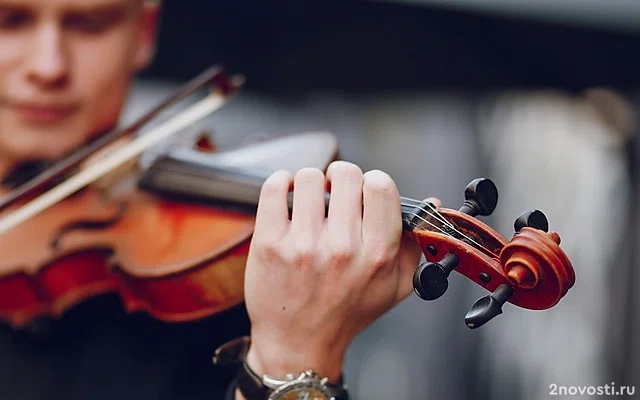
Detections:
[0, 188, 253, 329]
[0, 131, 339, 330]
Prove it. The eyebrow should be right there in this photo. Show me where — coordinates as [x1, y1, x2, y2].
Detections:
[63, 1, 133, 20]
[0, 1, 132, 16]
[0, 3, 29, 13]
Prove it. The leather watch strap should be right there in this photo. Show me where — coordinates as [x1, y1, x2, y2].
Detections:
[237, 357, 349, 400]
[236, 357, 269, 399]
[214, 336, 349, 400]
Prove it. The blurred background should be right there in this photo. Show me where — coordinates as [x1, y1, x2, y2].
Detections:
[124, 1, 640, 398]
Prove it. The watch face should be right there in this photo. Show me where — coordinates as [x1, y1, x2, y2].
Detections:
[276, 387, 330, 400]
[269, 380, 334, 400]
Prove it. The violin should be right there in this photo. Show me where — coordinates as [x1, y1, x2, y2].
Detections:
[0, 66, 339, 331]
[0, 65, 575, 332]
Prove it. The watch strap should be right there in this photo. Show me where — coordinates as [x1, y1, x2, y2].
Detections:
[238, 358, 349, 400]
[237, 357, 269, 399]
[214, 336, 266, 398]
[212, 336, 251, 365]
[214, 336, 349, 400]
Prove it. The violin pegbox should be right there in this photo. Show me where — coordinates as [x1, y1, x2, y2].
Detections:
[403, 178, 575, 329]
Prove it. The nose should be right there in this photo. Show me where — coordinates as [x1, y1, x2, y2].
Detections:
[26, 23, 69, 88]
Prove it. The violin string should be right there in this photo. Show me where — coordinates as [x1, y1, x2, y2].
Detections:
[398, 196, 479, 247]
[400, 204, 498, 258]
[399, 196, 452, 227]
[400, 207, 455, 237]
[400, 195, 466, 231]
[399, 198, 499, 258]
[401, 200, 499, 258]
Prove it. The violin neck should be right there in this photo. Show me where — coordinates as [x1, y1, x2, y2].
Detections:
[140, 149, 420, 231]
[140, 151, 333, 215]
[138, 150, 271, 209]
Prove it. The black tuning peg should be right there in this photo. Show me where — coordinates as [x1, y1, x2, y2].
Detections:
[464, 284, 514, 329]
[514, 210, 549, 232]
[413, 252, 460, 300]
[459, 178, 498, 217]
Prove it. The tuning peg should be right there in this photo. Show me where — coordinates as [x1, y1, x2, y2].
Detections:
[413, 252, 460, 300]
[464, 284, 514, 329]
[514, 210, 549, 232]
[458, 178, 498, 217]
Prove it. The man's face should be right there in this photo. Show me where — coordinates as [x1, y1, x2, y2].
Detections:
[0, 0, 158, 163]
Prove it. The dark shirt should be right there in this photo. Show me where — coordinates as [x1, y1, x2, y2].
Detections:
[0, 294, 249, 400]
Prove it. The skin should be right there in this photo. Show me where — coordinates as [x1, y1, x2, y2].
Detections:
[0, 1, 437, 399]
[243, 163, 437, 391]
[0, 0, 157, 176]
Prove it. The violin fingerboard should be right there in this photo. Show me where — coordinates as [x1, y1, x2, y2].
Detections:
[138, 155, 269, 208]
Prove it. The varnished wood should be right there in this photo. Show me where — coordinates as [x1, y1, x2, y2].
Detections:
[410, 206, 575, 311]
[0, 131, 338, 329]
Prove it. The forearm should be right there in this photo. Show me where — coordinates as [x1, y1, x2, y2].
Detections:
[245, 338, 345, 383]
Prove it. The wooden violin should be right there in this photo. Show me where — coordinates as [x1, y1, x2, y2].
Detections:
[0, 65, 575, 332]
[0, 66, 337, 331]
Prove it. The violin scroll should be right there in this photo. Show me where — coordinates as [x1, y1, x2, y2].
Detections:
[406, 178, 575, 329]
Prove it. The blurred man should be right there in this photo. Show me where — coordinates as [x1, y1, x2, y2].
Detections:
[0, 1, 429, 399]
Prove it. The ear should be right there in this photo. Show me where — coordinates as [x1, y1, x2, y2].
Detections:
[133, 1, 161, 72]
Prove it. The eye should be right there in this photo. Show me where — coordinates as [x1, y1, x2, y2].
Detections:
[63, 9, 125, 34]
[0, 9, 33, 31]
[64, 15, 115, 34]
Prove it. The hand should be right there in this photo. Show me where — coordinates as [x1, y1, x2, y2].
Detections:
[242, 160, 437, 384]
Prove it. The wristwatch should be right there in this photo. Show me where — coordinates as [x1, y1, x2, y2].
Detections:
[213, 336, 349, 400]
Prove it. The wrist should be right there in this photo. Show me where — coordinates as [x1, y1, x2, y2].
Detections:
[245, 337, 345, 384]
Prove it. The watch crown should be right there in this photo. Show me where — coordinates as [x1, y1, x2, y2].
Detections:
[303, 369, 317, 379]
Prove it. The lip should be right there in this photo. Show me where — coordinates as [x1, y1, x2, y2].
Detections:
[10, 101, 78, 124]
